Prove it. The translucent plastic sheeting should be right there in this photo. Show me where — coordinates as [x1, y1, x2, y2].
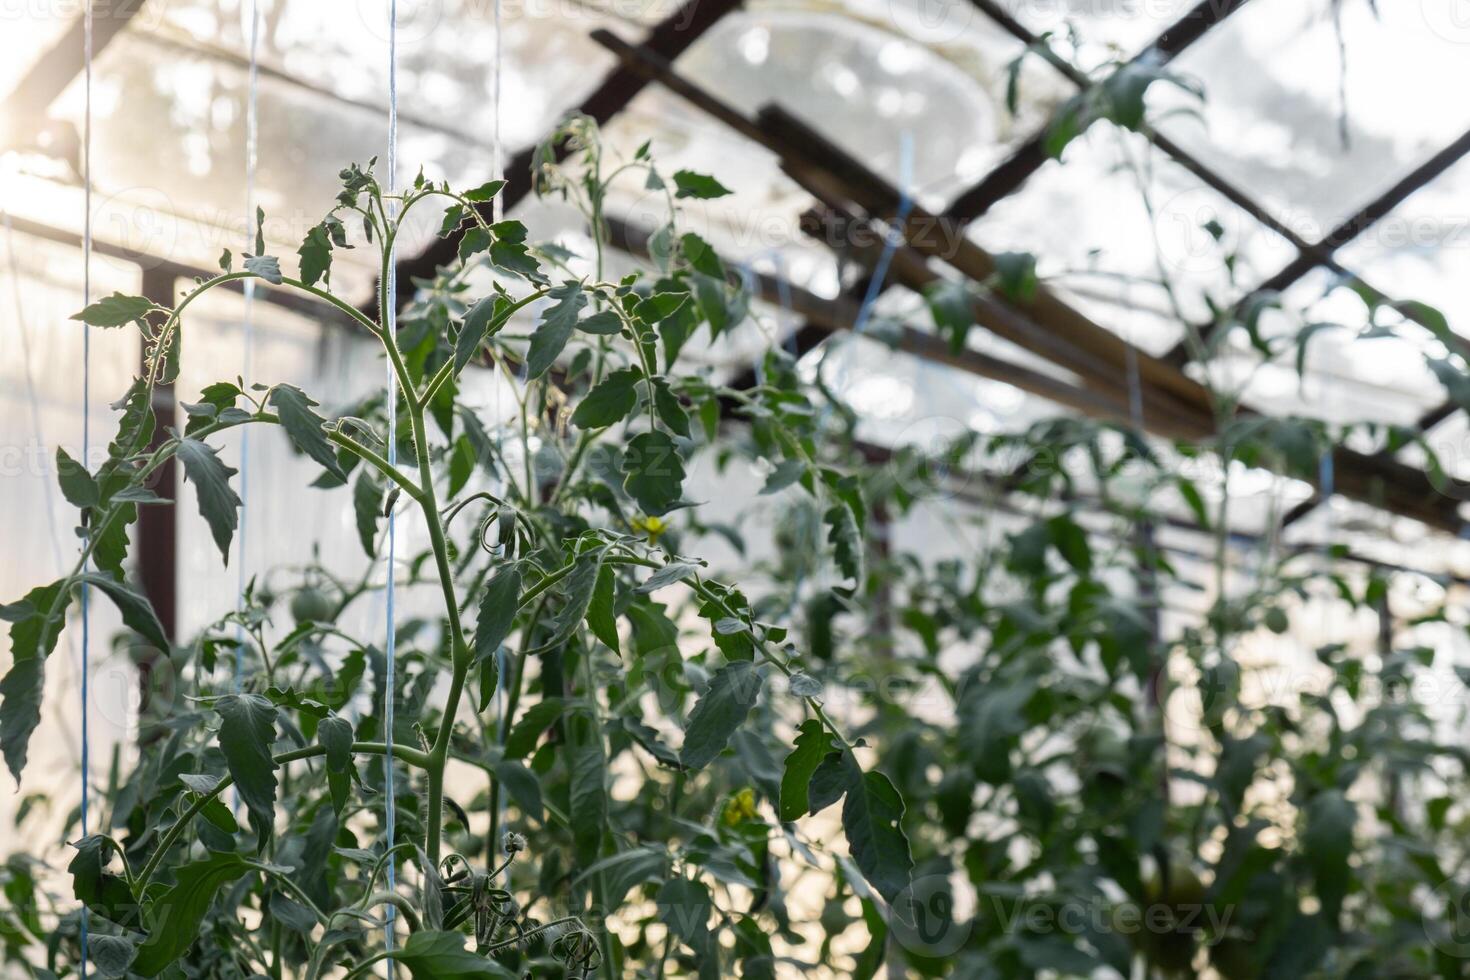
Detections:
[0, 229, 138, 848]
[1159, 0, 1470, 237]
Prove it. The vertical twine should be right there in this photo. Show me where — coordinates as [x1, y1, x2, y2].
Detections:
[383, 0, 400, 967]
[79, 3, 94, 975]
[236, 0, 261, 695]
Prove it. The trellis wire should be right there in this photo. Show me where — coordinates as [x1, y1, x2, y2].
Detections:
[236, 0, 261, 697]
[79, 2, 94, 975]
[383, 0, 400, 966]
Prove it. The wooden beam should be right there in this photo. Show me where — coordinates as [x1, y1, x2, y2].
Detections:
[373, 0, 744, 319]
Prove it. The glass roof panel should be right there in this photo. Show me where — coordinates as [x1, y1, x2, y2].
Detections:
[1159, 0, 1470, 236]
[1003, 0, 1197, 72]
[966, 122, 1298, 357]
[1337, 152, 1470, 346]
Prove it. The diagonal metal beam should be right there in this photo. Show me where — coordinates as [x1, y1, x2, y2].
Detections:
[371, 0, 743, 320]
[943, 0, 1253, 223]
[1165, 123, 1470, 367]
[589, 30, 1464, 533]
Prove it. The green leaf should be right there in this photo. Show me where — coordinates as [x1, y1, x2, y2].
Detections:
[55, 447, 99, 508]
[454, 294, 508, 375]
[673, 170, 733, 199]
[353, 470, 382, 557]
[548, 555, 601, 648]
[78, 574, 168, 650]
[658, 876, 713, 952]
[69, 835, 136, 927]
[317, 714, 353, 773]
[1304, 789, 1355, 925]
[494, 760, 543, 821]
[176, 437, 241, 562]
[622, 430, 687, 516]
[680, 232, 725, 278]
[567, 713, 607, 865]
[244, 254, 283, 284]
[463, 178, 507, 203]
[841, 768, 914, 903]
[587, 565, 620, 654]
[634, 291, 690, 324]
[90, 932, 137, 977]
[297, 223, 333, 287]
[526, 283, 588, 379]
[993, 251, 1038, 302]
[578, 309, 624, 335]
[268, 384, 346, 481]
[779, 719, 837, 822]
[0, 581, 69, 783]
[71, 292, 154, 327]
[571, 367, 641, 429]
[213, 693, 279, 839]
[474, 565, 522, 665]
[680, 660, 763, 770]
[761, 459, 806, 496]
[824, 501, 863, 584]
[131, 852, 253, 976]
[505, 699, 565, 759]
[393, 930, 516, 978]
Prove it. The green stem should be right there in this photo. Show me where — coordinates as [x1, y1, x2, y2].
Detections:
[135, 742, 427, 891]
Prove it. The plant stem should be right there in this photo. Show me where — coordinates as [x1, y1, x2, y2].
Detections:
[135, 742, 426, 891]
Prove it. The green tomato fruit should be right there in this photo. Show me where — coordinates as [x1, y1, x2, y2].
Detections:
[290, 587, 334, 624]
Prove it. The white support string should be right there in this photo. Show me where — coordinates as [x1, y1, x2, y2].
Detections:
[490, 0, 507, 879]
[236, 0, 261, 695]
[383, 0, 400, 967]
[79, 2, 94, 975]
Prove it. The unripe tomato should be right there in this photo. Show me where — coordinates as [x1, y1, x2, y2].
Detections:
[290, 587, 334, 624]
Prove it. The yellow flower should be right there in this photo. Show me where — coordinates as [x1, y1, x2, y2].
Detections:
[630, 514, 668, 545]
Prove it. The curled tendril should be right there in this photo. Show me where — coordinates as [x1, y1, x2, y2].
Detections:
[551, 927, 601, 979]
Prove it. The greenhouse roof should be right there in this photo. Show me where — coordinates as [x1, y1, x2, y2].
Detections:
[5, 0, 1470, 583]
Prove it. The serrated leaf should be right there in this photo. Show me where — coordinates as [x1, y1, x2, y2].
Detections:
[494, 760, 543, 820]
[824, 501, 863, 584]
[577, 310, 623, 335]
[393, 929, 517, 978]
[761, 459, 806, 495]
[526, 283, 588, 379]
[78, 573, 168, 650]
[475, 565, 521, 665]
[176, 438, 241, 562]
[680, 232, 725, 278]
[318, 714, 353, 773]
[780, 719, 837, 822]
[548, 555, 601, 648]
[55, 447, 99, 508]
[658, 876, 713, 952]
[454, 294, 508, 375]
[567, 713, 607, 865]
[463, 178, 507, 202]
[841, 768, 914, 903]
[269, 384, 345, 481]
[680, 660, 763, 769]
[353, 470, 382, 557]
[297, 223, 333, 288]
[622, 430, 686, 517]
[571, 367, 641, 429]
[214, 693, 278, 840]
[672, 170, 732, 199]
[505, 699, 565, 759]
[587, 565, 620, 653]
[131, 852, 252, 976]
[0, 582, 68, 783]
[244, 254, 282, 284]
[633, 291, 690, 324]
[637, 560, 699, 594]
[71, 292, 154, 327]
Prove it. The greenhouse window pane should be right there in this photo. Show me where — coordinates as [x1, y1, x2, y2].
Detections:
[1159, 0, 1470, 237]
